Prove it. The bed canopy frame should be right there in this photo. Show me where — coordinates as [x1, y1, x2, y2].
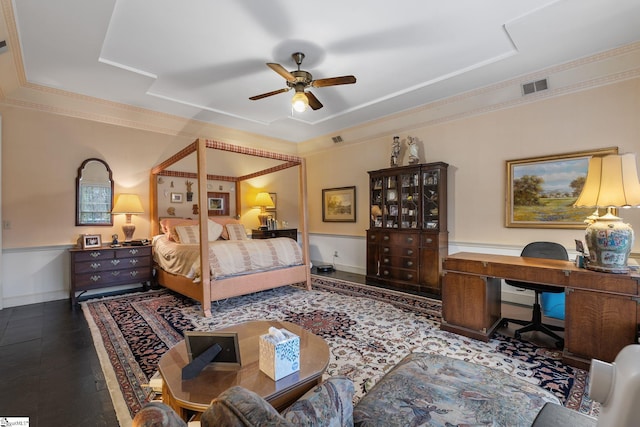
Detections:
[150, 138, 311, 316]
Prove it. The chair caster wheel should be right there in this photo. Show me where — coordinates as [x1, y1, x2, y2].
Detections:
[500, 319, 509, 328]
[515, 331, 522, 340]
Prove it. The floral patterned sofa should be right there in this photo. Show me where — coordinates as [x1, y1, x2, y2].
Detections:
[134, 353, 560, 427]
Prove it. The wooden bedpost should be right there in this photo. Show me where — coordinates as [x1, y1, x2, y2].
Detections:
[299, 158, 312, 290]
[196, 138, 212, 317]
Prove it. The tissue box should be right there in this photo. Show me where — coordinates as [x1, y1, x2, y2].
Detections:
[259, 329, 300, 381]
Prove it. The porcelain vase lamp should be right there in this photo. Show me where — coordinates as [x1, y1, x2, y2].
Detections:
[574, 153, 640, 273]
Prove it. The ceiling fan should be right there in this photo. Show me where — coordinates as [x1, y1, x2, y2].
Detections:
[249, 52, 356, 112]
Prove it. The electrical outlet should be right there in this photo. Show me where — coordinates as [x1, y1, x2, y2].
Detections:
[333, 251, 339, 257]
[2, 220, 10, 230]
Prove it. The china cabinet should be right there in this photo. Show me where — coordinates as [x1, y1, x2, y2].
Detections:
[367, 162, 448, 296]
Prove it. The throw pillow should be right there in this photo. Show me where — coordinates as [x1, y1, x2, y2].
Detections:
[226, 223, 248, 240]
[174, 220, 223, 244]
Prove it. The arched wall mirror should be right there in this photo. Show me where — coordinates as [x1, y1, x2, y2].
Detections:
[76, 158, 114, 226]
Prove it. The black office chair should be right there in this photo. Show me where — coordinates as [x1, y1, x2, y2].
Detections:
[503, 241, 568, 348]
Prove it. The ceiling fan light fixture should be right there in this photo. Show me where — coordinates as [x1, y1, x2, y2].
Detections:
[292, 91, 308, 112]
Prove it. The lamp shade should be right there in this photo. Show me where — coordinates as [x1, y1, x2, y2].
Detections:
[255, 192, 274, 208]
[574, 153, 640, 208]
[112, 194, 144, 214]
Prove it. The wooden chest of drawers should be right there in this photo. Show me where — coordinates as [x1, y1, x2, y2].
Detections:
[69, 245, 152, 305]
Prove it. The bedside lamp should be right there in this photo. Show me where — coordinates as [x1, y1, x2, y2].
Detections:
[112, 194, 144, 243]
[255, 192, 274, 230]
[574, 153, 640, 273]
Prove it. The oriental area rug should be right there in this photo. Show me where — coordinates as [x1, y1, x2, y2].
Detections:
[82, 276, 598, 425]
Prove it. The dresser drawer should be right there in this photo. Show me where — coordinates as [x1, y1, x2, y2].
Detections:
[380, 232, 419, 248]
[116, 246, 152, 259]
[379, 266, 418, 282]
[74, 267, 152, 289]
[380, 254, 419, 270]
[72, 248, 116, 262]
[380, 245, 418, 257]
[74, 255, 152, 274]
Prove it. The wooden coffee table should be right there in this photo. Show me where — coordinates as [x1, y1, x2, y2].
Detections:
[158, 320, 330, 421]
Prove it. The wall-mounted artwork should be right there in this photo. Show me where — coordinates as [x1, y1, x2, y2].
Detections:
[207, 192, 229, 216]
[322, 186, 356, 222]
[505, 147, 618, 229]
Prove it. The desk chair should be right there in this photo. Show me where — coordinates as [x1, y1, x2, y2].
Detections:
[503, 241, 568, 348]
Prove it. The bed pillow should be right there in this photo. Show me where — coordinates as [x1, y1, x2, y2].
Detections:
[226, 223, 249, 240]
[174, 220, 224, 244]
[161, 218, 198, 242]
[209, 217, 240, 240]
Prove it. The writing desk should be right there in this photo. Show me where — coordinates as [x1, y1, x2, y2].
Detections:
[441, 252, 640, 369]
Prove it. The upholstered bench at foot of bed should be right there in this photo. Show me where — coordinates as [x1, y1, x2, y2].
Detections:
[353, 352, 560, 427]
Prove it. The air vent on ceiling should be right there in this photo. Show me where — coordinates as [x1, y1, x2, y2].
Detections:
[522, 78, 548, 95]
[332, 135, 343, 143]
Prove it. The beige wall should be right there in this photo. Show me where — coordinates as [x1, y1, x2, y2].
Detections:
[1, 77, 640, 254]
[305, 78, 640, 253]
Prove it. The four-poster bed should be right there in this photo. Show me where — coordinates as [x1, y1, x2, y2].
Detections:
[150, 138, 311, 317]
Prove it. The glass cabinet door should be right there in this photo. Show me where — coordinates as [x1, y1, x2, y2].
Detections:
[384, 175, 398, 228]
[370, 177, 383, 228]
[422, 169, 440, 230]
[400, 172, 419, 229]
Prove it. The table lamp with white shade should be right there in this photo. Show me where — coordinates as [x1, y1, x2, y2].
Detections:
[111, 193, 144, 243]
[573, 153, 640, 273]
[255, 192, 274, 230]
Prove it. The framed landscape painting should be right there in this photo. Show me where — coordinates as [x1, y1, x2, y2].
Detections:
[505, 147, 618, 229]
[322, 186, 356, 222]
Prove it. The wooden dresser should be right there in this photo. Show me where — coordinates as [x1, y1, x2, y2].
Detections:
[69, 245, 152, 305]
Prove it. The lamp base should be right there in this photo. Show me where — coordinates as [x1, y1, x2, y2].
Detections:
[584, 210, 633, 274]
[122, 223, 136, 242]
[258, 212, 269, 230]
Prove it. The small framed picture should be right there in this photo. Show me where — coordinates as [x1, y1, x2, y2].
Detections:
[82, 234, 102, 249]
[184, 331, 241, 368]
[171, 192, 183, 203]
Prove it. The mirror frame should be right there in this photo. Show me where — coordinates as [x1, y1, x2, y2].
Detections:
[76, 158, 114, 226]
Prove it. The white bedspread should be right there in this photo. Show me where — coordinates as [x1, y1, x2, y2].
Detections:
[152, 235, 303, 281]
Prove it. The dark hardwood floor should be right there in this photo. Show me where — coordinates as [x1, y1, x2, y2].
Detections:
[0, 299, 118, 427]
[0, 270, 561, 426]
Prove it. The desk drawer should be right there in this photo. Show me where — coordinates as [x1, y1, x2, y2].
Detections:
[116, 246, 152, 259]
[379, 232, 419, 248]
[380, 245, 418, 257]
[380, 254, 418, 270]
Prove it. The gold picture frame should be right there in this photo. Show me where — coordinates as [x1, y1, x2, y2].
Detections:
[505, 147, 618, 229]
[322, 186, 356, 222]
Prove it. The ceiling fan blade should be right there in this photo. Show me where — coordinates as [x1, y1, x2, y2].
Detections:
[306, 91, 323, 110]
[267, 63, 295, 82]
[249, 87, 290, 100]
[312, 75, 356, 88]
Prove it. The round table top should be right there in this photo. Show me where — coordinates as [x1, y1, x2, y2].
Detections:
[158, 319, 330, 412]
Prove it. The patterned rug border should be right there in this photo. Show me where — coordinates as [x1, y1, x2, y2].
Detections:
[83, 274, 595, 424]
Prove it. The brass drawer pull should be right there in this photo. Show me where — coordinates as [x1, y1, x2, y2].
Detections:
[111, 259, 120, 266]
[407, 249, 413, 255]
[130, 259, 139, 265]
[383, 270, 390, 276]
[383, 247, 390, 253]
[407, 237, 414, 243]
[90, 275, 101, 282]
[130, 271, 139, 277]
[111, 271, 120, 276]
[90, 263, 101, 270]
[406, 274, 413, 280]
[90, 252, 101, 258]
[129, 249, 139, 255]
[407, 261, 413, 267]
[383, 235, 390, 241]
[383, 258, 390, 264]
[425, 238, 433, 244]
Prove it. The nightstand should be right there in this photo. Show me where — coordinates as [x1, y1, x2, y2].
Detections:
[251, 228, 298, 240]
[69, 245, 152, 305]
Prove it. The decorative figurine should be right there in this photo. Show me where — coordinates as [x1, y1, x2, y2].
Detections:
[186, 180, 194, 202]
[390, 136, 401, 166]
[407, 136, 420, 164]
[111, 234, 121, 247]
[192, 204, 199, 215]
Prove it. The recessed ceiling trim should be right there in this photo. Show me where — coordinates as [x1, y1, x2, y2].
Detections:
[98, 57, 157, 79]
